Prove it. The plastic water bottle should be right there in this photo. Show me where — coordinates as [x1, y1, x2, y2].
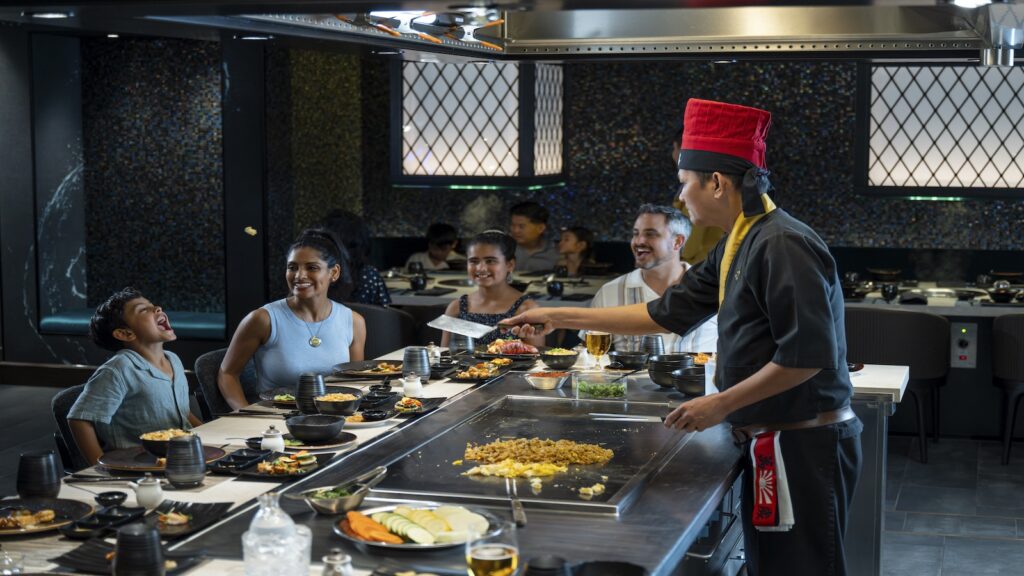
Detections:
[242, 492, 311, 576]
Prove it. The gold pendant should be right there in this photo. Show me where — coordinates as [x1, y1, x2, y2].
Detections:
[309, 336, 322, 348]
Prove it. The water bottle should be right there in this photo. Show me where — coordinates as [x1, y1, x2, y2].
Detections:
[242, 492, 311, 576]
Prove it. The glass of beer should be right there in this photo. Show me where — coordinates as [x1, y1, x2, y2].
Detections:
[584, 330, 612, 368]
[466, 521, 518, 576]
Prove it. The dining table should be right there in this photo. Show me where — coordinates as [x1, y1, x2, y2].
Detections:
[384, 269, 614, 307]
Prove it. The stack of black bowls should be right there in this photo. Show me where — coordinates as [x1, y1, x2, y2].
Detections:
[297, 373, 325, 414]
[647, 354, 694, 388]
[671, 366, 706, 397]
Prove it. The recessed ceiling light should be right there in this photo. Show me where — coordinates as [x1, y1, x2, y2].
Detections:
[713, 59, 738, 64]
[22, 11, 73, 19]
[373, 49, 403, 55]
[107, 33, 119, 39]
[951, 0, 991, 8]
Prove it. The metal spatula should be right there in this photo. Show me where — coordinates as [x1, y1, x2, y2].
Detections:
[427, 315, 545, 339]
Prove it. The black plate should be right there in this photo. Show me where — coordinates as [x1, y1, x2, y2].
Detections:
[0, 498, 96, 536]
[473, 351, 539, 361]
[234, 452, 332, 480]
[50, 538, 202, 575]
[359, 391, 401, 409]
[847, 362, 865, 373]
[283, 431, 358, 450]
[143, 500, 233, 540]
[333, 360, 403, 378]
[258, 387, 297, 406]
[59, 506, 146, 540]
[393, 397, 446, 416]
[209, 448, 272, 474]
[447, 369, 507, 383]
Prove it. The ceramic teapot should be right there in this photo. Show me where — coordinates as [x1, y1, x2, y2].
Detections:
[129, 473, 167, 508]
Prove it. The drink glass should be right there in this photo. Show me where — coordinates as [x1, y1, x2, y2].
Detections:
[466, 521, 518, 576]
[881, 283, 899, 303]
[584, 331, 612, 369]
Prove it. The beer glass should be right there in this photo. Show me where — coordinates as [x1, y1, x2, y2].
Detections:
[466, 521, 518, 576]
[584, 330, 612, 369]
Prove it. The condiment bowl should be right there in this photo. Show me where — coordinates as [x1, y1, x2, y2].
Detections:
[285, 414, 346, 443]
[671, 367, 706, 397]
[287, 466, 387, 515]
[94, 491, 128, 508]
[525, 372, 571, 390]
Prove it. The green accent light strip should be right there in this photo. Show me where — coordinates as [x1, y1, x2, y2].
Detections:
[904, 196, 965, 202]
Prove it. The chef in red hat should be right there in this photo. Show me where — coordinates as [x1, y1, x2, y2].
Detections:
[507, 98, 861, 576]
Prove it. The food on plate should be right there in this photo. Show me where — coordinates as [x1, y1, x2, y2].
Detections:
[343, 505, 489, 546]
[317, 392, 359, 402]
[693, 352, 712, 366]
[0, 508, 56, 529]
[577, 380, 627, 398]
[486, 339, 538, 355]
[543, 347, 576, 355]
[157, 511, 191, 526]
[490, 357, 512, 366]
[310, 486, 353, 499]
[578, 483, 606, 500]
[462, 459, 567, 478]
[395, 397, 424, 413]
[346, 413, 365, 423]
[464, 438, 614, 466]
[355, 362, 401, 374]
[256, 451, 315, 475]
[139, 428, 190, 441]
[273, 393, 295, 402]
[529, 477, 543, 494]
[456, 362, 501, 379]
[284, 438, 303, 447]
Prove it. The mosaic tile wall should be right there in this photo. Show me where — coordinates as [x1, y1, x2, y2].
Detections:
[362, 61, 1024, 251]
[265, 47, 364, 300]
[81, 38, 224, 312]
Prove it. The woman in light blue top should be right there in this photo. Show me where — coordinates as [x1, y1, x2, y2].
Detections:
[218, 228, 366, 410]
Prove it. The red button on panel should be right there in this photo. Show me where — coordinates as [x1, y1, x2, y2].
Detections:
[959, 355, 968, 360]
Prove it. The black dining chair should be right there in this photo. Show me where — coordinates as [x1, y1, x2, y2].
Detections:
[347, 302, 418, 359]
[51, 384, 89, 472]
[845, 307, 949, 463]
[193, 348, 258, 420]
[993, 314, 1024, 464]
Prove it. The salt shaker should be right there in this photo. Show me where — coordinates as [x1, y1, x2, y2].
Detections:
[261, 424, 285, 453]
[402, 372, 423, 398]
[321, 548, 354, 576]
[426, 341, 440, 364]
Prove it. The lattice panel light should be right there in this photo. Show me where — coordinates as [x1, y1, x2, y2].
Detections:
[534, 63, 563, 176]
[868, 66, 1024, 188]
[402, 62, 520, 177]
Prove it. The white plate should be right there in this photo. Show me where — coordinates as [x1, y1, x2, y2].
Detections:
[332, 503, 499, 550]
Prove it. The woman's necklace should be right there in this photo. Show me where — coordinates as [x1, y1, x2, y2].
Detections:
[301, 305, 330, 347]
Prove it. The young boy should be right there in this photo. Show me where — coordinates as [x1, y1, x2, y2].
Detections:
[69, 288, 203, 465]
[405, 222, 461, 271]
[508, 201, 560, 273]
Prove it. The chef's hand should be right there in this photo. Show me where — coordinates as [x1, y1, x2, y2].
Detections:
[664, 394, 729, 433]
[499, 309, 555, 337]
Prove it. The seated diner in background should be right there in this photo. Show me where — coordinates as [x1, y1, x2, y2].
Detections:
[323, 209, 391, 307]
[218, 228, 367, 411]
[509, 201, 560, 273]
[585, 204, 717, 353]
[405, 222, 463, 271]
[68, 287, 203, 466]
[557, 225, 595, 278]
[439, 230, 546, 349]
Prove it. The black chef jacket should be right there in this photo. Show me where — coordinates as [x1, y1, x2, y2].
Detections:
[648, 208, 853, 426]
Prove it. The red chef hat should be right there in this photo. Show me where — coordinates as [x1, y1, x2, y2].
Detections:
[677, 98, 772, 174]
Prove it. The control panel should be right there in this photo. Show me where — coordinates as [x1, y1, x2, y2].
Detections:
[950, 322, 977, 369]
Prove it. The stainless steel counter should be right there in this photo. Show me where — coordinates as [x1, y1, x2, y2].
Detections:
[173, 374, 743, 575]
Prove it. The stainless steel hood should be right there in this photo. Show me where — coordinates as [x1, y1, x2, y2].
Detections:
[3, 2, 1023, 64]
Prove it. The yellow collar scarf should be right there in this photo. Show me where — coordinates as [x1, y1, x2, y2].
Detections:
[718, 194, 777, 305]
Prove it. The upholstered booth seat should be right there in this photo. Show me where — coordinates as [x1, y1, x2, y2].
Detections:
[40, 309, 225, 340]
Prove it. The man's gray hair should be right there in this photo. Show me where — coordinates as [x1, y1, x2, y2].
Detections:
[636, 204, 692, 239]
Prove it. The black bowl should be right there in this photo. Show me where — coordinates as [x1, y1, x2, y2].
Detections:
[140, 438, 171, 458]
[95, 491, 128, 508]
[360, 409, 391, 421]
[245, 437, 262, 450]
[539, 350, 579, 370]
[285, 414, 346, 443]
[671, 367, 706, 396]
[314, 387, 363, 416]
[648, 368, 677, 388]
[607, 351, 649, 370]
[648, 354, 694, 373]
[989, 289, 1018, 303]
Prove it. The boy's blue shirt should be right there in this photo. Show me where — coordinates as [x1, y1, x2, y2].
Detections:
[68, 348, 191, 450]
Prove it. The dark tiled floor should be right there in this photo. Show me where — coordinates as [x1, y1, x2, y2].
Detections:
[884, 436, 1024, 575]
